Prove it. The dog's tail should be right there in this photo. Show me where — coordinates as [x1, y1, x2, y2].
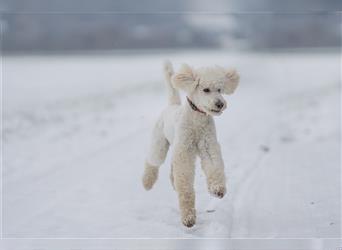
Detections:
[164, 60, 181, 105]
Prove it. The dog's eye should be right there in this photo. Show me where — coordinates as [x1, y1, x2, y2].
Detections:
[218, 89, 221, 93]
[203, 88, 210, 93]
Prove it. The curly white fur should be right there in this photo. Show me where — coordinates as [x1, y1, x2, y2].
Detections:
[142, 60, 239, 227]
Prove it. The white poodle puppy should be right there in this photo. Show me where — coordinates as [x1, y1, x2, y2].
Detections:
[142, 60, 239, 227]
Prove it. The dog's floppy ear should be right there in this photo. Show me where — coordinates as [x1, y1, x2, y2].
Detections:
[223, 68, 239, 95]
[172, 64, 196, 93]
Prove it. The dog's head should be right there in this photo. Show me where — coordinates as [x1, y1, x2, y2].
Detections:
[172, 64, 239, 116]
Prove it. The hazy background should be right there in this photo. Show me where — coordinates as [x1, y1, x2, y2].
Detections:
[1, 0, 341, 52]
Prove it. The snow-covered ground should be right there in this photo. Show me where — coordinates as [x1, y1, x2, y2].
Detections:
[2, 50, 341, 240]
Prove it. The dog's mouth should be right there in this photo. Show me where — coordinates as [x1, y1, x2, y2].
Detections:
[210, 108, 221, 113]
[205, 107, 224, 116]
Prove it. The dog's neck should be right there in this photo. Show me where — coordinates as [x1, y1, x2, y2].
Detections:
[185, 97, 212, 126]
[186, 97, 207, 115]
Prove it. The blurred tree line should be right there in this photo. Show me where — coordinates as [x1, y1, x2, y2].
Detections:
[0, 0, 340, 52]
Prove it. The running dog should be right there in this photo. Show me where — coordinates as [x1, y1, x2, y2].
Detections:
[142, 60, 239, 227]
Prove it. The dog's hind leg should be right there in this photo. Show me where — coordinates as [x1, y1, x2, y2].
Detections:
[142, 118, 169, 190]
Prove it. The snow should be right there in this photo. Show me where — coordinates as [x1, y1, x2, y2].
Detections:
[2, 50, 341, 240]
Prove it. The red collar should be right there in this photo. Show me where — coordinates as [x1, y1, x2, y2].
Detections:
[186, 97, 206, 115]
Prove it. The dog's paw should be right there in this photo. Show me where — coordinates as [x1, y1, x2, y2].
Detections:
[181, 210, 196, 228]
[209, 184, 226, 199]
[142, 163, 159, 190]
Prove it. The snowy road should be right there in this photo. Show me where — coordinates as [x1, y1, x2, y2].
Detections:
[3, 50, 340, 238]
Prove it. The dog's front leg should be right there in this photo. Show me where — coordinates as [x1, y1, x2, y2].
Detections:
[172, 142, 196, 227]
[198, 137, 226, 198]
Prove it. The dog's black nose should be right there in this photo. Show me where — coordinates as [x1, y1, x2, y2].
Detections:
[215, 101, 224, 109]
